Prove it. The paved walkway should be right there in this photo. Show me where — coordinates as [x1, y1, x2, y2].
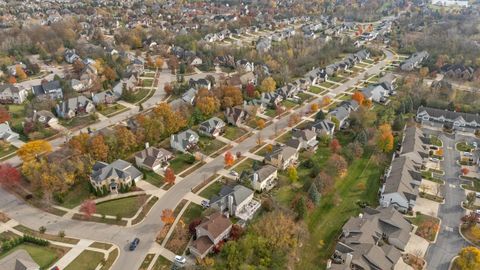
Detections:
[216, 135, 236, 146]
[184, 192, 206, 205]
[54, 239, 94, 268]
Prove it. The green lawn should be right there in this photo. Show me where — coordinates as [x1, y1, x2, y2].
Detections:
[140, 254, 155, 270]
[122, 88, 151, 104]
[95, 195, 148, 218]
[319, 81, 336, 89]
[151, 255, 171, 270]
[3, 104, 26, 131]
[14, 225, 79, 245]
[298, 92, 314, 103]
[223, 126, 247, 141]
[143, 170, 165, 187]
[429, 135, 442, 147]
[198, 136, 226, 156]
[169, 153, 196, 174]
[97, 103, 127, 117]
[182, 203, 203, 224]
[282, 100, 298, 109]
[276, 131, 292, 144]
[234, 158, 255, 174]
[461, 177, 480, 192]
[199, 181, 223, 199]
[60, 115, 97, 129]
[142, 79, 154, 87]
[264, 108, 276, 118]
[0, 243, 65, 269]
[65, 250, 104, 270]
[309, 86, 323, 94]
[58, 181, 92, 209]
[297, 153, 382, 269]
[0, 144, 17, 160]
[456, 142, 474, 152]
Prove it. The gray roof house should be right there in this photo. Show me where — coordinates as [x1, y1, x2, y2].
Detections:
[198, 117, 226, 138]
[189, 78, 211, 90]
[135, 146, 173, 172]
[170, 129, 199, 153]
[251, 165, 278, 192]
[181, 88, 198, 105]
[264, 145, 299, 170]
[55, 96, 95, 119]
[90, 159, 143, 194]
[29, 110, 58, 127]
[290, 129, 319, 151]
[92, 90, 118, 105]
[328, 106, 350, 129]
[361, 84, 389, 103]
[329, 206, 412, 270]
[260, 92, 283, 107]
[210, 185, 260, 220]
[307, 119, 336, 137]
[0, 122, 19, 142]
[0, 84, 28, 104]
[416, 106, 480, 133]
[224, 106, 248, 126]
[0, 249, 40, 270]
[400, 51, 429, 71]
[31, 80, 63, 100]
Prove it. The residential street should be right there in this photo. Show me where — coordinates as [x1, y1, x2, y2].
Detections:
[0, 48, 395, 270]
[424, 130, 470, 270]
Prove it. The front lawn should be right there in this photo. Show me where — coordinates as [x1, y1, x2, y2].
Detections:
[169, 153, 196, 174]
[319, 81, 336, 89]
[95, 195, 148, 218]
[122, 88, 151, 104]
[151, 255, 171, 270]
[0, 143, 17, 160]
[182, 203, 203, 224]
[198, 136, 226, 156]
[282, 100, 298, 109]
[275, 131, 292, 144]
[143, 170, 165, 187]
[407, 213, 440, 242]
[97, 103, 127, 117]
[14, 225, 79, 245]
[223, 126, 247, 141]
[60, 115, 97, 129]
[460, 224, 480, 246]
[142, 79, 154, 87]
[57, 181, 92, 209]
[165, 203, 203, 255]
[234, 158, 255, 174]
[461, 177, 480, 192]
[0, 243, 67, 269]
[140, 254, 155, 270]
[65, 250, 104, 270]
[309, 86, 323, 94]
[199, 181, 223, 199]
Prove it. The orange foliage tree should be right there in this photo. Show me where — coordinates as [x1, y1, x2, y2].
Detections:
[352, 91, 365, 105]
[224, 151, 234, 167]
[164, 167, 176, 185]
[377, 124, 394, 152]
[161, 209, 175, 225]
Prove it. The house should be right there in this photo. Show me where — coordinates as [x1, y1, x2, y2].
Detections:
[64, 49, 80, 64]
[329, 206, 413, 270]
[290, 129, 318, 151]
[0, 122, 19, 142]
[0, 84, 28, 104]
[170, 129, 199, 153]
[189, 78, 211, 90]
[198, 117, 226, 138]
[251, 165, 278, 192]
[328, 106, 350, 129]
[189, 212, 232, 259]
[416, 106, 480, 133]
[431, 0, 469, 7]
[264, 145, 299, 170]
[305, 68, 328, 85]
[29, 110, 58, 127]
[71, 79, 86, 92]
[440, 64, 475, 80]
[55, 96, 95, 119]
[135, 146, 173, 172]
[307, 119, 336, 137]
[188, 57, 203, 66]
[256, 37, 272, 53]
[243, 100, 266, 114]
[239, 72, 256, 86]
[214, 55, 235, 67]
[112, 75, 138, 97]
[92, 90, 118, 105]
[210, 185, 260, 220]
[378, 72, 397, 93]
[260, 92, 283, 107]
[361, 84, 389, 103]
[236, 59, 255, 72]
[400, 51, 429, 71]
[31, 80, 63, 100]
[224, 106, 248, 126]
[276, 84, 300, 99]
[0, 249, 40, 270]
[90, 159, 143, 194]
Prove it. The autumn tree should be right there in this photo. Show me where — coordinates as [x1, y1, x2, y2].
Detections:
[288, 166, 298, 182]
[288, 113, 300, 127]
[164, 167, 176, 185]
[161, 209, 175, 225]
[326, 154, 348, 177]
[455, 246, 480, 270]
[164, 84, 173, 95]
[89, 134, 109, 161]
[72, 59, 85, 74]
[110, 126, 136, 158]
[7, 76, 17, 84]
[352, 91, 365, 105]
[15, 65, 27, 80]
[17, 140, 52, 163]
[0, 163, 21, 188]
[466, 192, 476, 208]
[196, 89, 220, 116]
[217, 86, 243, 108]
[315, 172, 335, 195]
[321, 96, 332, 107]
[155, 57, 164, 69]
[230, 224, 244, 240]
[362, 99, 373, 108]
[377, 123, 394, 152]
[103, 66, 117, 81]
[245, 83, 255, 97]
[461, 167, 470, 176]
[419, 67, 429, 78]
[329, 138, 341, 153]
[310, 103, 319, 112]
[80, 199, 96, 219]
[0, 107, 10, 123]
[152, 103, 187, 137]
[260, 77, 276, 92]
[224, 151, 234, 167]
[256, 119, 266, 129]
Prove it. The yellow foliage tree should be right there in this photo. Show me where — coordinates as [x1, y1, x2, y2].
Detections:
[456, 246, 480, 270]
[17, 140, 52, 163]
[15, 65, 27, 80]
[260, 77, 276, 93]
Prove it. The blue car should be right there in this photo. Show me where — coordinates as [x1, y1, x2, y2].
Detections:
[129, 238, 140, 251]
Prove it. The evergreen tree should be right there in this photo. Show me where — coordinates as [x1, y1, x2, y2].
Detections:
[308, 183, 321, 205]
[295, 196, 307, 220]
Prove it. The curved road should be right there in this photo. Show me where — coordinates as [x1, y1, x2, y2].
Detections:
[0, 48, 395, 270]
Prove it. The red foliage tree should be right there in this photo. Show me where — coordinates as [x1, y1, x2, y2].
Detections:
[0, 163, 21, 188]
[80, 199, 96, 219]
[164, 167, 176, 185]
[245, 83, 255, 98]
[230, 224, 244, 240]
[461, 167, 470, 176]
[0, 107, 10, 123]
[329, 138, 341, 153]
[224, 151, 234, 167]
[189, 218, 202, 236]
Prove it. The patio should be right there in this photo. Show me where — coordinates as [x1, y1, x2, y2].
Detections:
[236, 199, 261, 221]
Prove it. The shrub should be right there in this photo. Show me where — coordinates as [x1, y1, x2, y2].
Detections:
[39, 226, 46, 234]
[58, 231, 65, 238]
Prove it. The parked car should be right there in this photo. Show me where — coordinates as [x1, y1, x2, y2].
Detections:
[229, 170, 239, 177]
[51, 267, 60, 270]
[429, 157, 440, 162]
[476, 192, 480, 198]
[175, 255, 186, 264]
[473, 142, 478, 148]
[201, 200, 210, 208]
[129, 238, 140, 251]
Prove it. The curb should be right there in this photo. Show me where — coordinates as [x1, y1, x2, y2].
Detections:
[448, 256, 458, 270]
[458, 223, 480, 248]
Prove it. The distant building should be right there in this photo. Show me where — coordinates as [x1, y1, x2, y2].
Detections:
[431, 0, 469, 7]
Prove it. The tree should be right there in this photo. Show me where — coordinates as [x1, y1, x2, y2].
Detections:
[164, 167, 176, 185]
[152, 103, 187, 137]
[256, 119, 266, 129]
[224, 151, 234, 167]
[462, 167, 470, 176]
[68, 133, 90, 154]
[0, 107, 10, 123]
[245, 83, 255, 97]
[466, 192, 476, 208]
[89, 134, 109, 161]
[315, 110, 325, 120]
[103, 66, 116, 81]
[419, 67, 429, 78]
[288, 113, 300, 127]
[288, 166, 298, 182]
[308, 183, 321, 206]
[218, 86, 243, 108]
[7, 76, 17, 84]
[16, 65, 27, 80]
[310, 103, 319, 112]
[164, 84, 173, 95]
[321, 96, 332, 107]
[17, 140, 52, 163]
[161, 209, 175, 225]
[112, 126, 136, 157]
[326, 154, 348, 177]
[329, 138, 341, 153]
[456, 246, 480, 270]
[80, 199, 96, 219]
[230, 224, 244, 240]
[294, 196, 307, 220]
[377, 123, 394, 152]
[352, 91, 365, 105]
[0, 163, 21, 188]
[196, 95, 220, 116]
[260, 77, 276, 92]
[155, 58, 164, 69]
[362, 99, 373, 108]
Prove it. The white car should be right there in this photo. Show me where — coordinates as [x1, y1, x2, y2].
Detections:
[476, 192, 480, 198]
[229, 170, 239, 177]
[175, 255, 186, 264]
[429, 157, 440, 162]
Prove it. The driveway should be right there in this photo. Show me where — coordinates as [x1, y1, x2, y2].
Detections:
[405, 234, 430, 257]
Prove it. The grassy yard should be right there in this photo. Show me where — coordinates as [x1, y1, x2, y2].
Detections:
[169, 153, 196, 174]
[14, 225, 79, 245]
[140, 254, 156, 270]
[143, 170, 165, 187]
[460, 224, 480, 246]
[97, 103, 127, 117]
[199, 181, 223, 199]
[122, 88, 151, 104]
[151, 255, 171, 270]
[58, 181, 92, 209]
[461, 177, 480, 192]
[142, 79, 154, 87]
[319, 81, 336, 89]
[276, 131, 292, 144]
[182, 203, 203, 224]
[96, 195, 148, 218]
[407, 213, 440, 242]
[0, 243, 67, 269]
[456, 142, 474, 152]
[223, 126, 247, 141]
[198, 136, 226, 156]
[264, 108, 276, 118]
[234, 158, 255, 174]
[309, 86, 323, 94]
[0, 143, 17, 160]
[296, 152, 382, 269]
[429, 135, 442, 147]
[60, 115, 97, 129]
[2, 104, 26, 131]
[298, 92, 314, 103]
[282, 100, 298, 109]
[65, 250, 104, 270]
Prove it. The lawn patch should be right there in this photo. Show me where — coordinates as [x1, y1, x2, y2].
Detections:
[198, 136, 226, 156]
[460, 224, 480, 246]
[143, 170, 165, 187]
[132, 196, 159, 225]
[96, 195, 148, 218]
[151, 255, 171, 270]
[97, 103, 127, 117]
[199, 181, 223, 199]
[65, 250, 104, 270]
[223, 126, 247, 141]
[309, 86, 323, 94]
[407, 213, 440, 242]
[60, 115, 98, 129]
[0, 243, 68, 269]
[169, 153, 196, 174]
[234, 158, 255, 174]
[456, 142, 474, 152]
[14, 225, 79, 245]
[140, 253, 156, 270]
[57, 181, 92, 209]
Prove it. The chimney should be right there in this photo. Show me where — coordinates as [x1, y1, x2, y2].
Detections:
[145, 142, 150, 149]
